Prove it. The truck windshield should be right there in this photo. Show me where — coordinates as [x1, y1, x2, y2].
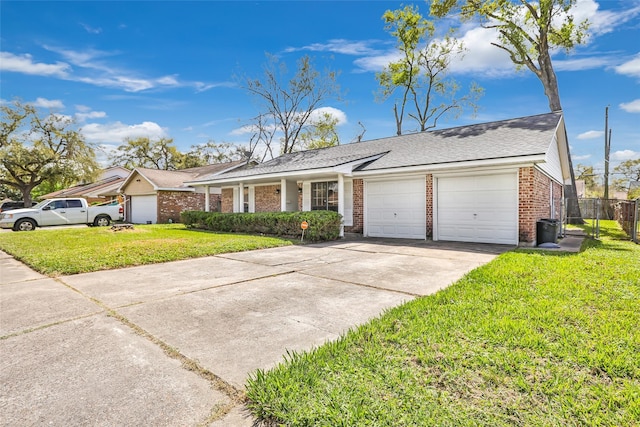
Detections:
[32, 200, 50, 209]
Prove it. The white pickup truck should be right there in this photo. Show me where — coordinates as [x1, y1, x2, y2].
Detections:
[0, 198, 124, 231]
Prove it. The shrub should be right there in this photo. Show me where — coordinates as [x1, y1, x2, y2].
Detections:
[181, 210, 342, 242]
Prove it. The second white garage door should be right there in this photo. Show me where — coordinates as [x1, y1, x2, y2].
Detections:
[436, 173, 518, 245]
[366, 178, 426, 239]
[130, 195, 157, 224]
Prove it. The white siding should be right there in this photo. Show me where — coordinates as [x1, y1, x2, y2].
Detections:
[538, 136, 564, 183]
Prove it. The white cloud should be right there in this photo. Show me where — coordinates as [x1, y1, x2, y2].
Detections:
[309, 107, 348, 125]
[572, 154, 592, 161]
[76, 111, 107, 122]
[620, 99, 640, 113]
[0, 52, 69, 77]
[353, 51, 399, 73]
[80, 23, 102, 34]
[448, 26, 515, 77]
[286, 39, 384, 56]
[554, 56, 619, 71]
[615, 55, 640, 79]
[30, 97, 65, 109]
[577, 130, 604, 139]
[573, 0, 640, 37]
[229, 107, 347, 136]
[230, 123, 276, 136]
[611, 150, 640, 161]
[5, 46, 221, 93]
[81, 121, 168, 144]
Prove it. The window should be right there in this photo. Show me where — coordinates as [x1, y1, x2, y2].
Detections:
[311, 181, 338, 211]
[51, 200, 67, 209]
[243, 187, 249, 213]
[67, 200, 83, 208]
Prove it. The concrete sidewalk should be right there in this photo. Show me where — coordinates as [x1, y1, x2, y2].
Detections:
[1, 239, 511, 426]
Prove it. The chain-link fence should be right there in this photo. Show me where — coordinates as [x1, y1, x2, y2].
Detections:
[565, 198, 639, 243]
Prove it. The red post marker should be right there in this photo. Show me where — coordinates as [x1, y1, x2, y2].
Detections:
[300, 221, 308, 241]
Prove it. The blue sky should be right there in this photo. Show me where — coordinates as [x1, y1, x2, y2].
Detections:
[1, 0, 639, 181]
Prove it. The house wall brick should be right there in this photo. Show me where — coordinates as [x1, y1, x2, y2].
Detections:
[425, 174, 433, 238]
[255, 185, 281, 212]
[221, 188, 234, 213]
[157, 191, 221, 223]
[518, 167, 561, 243]
[345, 179, 363, 233]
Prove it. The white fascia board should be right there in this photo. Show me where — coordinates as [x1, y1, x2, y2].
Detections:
[353, 155, 546, 177]
[189, 167, 342, 186]
[221, 181, 281, 189]
[553, 115, 572, 182]
[187, 154, 386, 186]
[156, 187, 195, 192]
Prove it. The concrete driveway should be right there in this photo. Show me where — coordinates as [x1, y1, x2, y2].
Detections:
[0, 238, 510, 426]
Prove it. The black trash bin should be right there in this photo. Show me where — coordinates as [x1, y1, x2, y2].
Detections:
[536, 218, 559, 246]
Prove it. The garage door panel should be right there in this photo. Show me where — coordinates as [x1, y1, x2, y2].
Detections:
[131, 195, 157, 224]
[366, 177, 426, 239]
[437, 173, 517, 245]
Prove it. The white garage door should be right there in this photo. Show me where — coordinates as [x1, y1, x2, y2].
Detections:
[366, 178, 426, 239]
[130, 195, 157, 224]
[437, 173, 518, 245]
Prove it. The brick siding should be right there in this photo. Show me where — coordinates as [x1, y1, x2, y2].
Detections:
[426, 174, 433, 238]
[255, 185, 281, 212]
[157, 191, 221, 223]
[345, 179, 363, 233]
[221, 188, 234, 213]
[518, 167, 561, 243]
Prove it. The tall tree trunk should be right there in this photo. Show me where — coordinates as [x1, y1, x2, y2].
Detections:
[539, 52, 583, 224]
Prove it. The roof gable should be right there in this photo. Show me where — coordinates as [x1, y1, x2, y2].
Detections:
[120, 160, 248, 192]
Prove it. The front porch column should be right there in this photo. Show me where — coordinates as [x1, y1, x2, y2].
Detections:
[237, 182, 244, 213]
[338, 173, 345, 237]
[280, 178, 287, 212]
[204, 185, 210, 212]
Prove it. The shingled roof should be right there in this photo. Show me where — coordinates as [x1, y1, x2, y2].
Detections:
[123, 160, 247, 191]
[191, 112, 563, 183]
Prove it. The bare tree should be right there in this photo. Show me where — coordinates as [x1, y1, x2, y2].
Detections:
[242, 54, 341, 154]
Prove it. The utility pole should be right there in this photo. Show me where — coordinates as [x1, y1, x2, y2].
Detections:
[604, 106, 611, 200]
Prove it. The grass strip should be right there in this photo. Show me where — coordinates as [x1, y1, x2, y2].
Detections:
[246, 221, 640, 426]
[0, 224, 292, 275]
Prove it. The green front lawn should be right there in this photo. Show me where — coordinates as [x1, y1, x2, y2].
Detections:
[0, 224, 292, 275]
[247, 221, 640, 426]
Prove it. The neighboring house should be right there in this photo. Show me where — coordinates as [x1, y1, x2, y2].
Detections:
[187, 112, 571, 246]
[40, 166, 130, 204]
[119, 161, 247, 224]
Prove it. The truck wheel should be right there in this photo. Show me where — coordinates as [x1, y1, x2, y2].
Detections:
[94, 215, 111, 227]
[13, 218, 36, 231]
